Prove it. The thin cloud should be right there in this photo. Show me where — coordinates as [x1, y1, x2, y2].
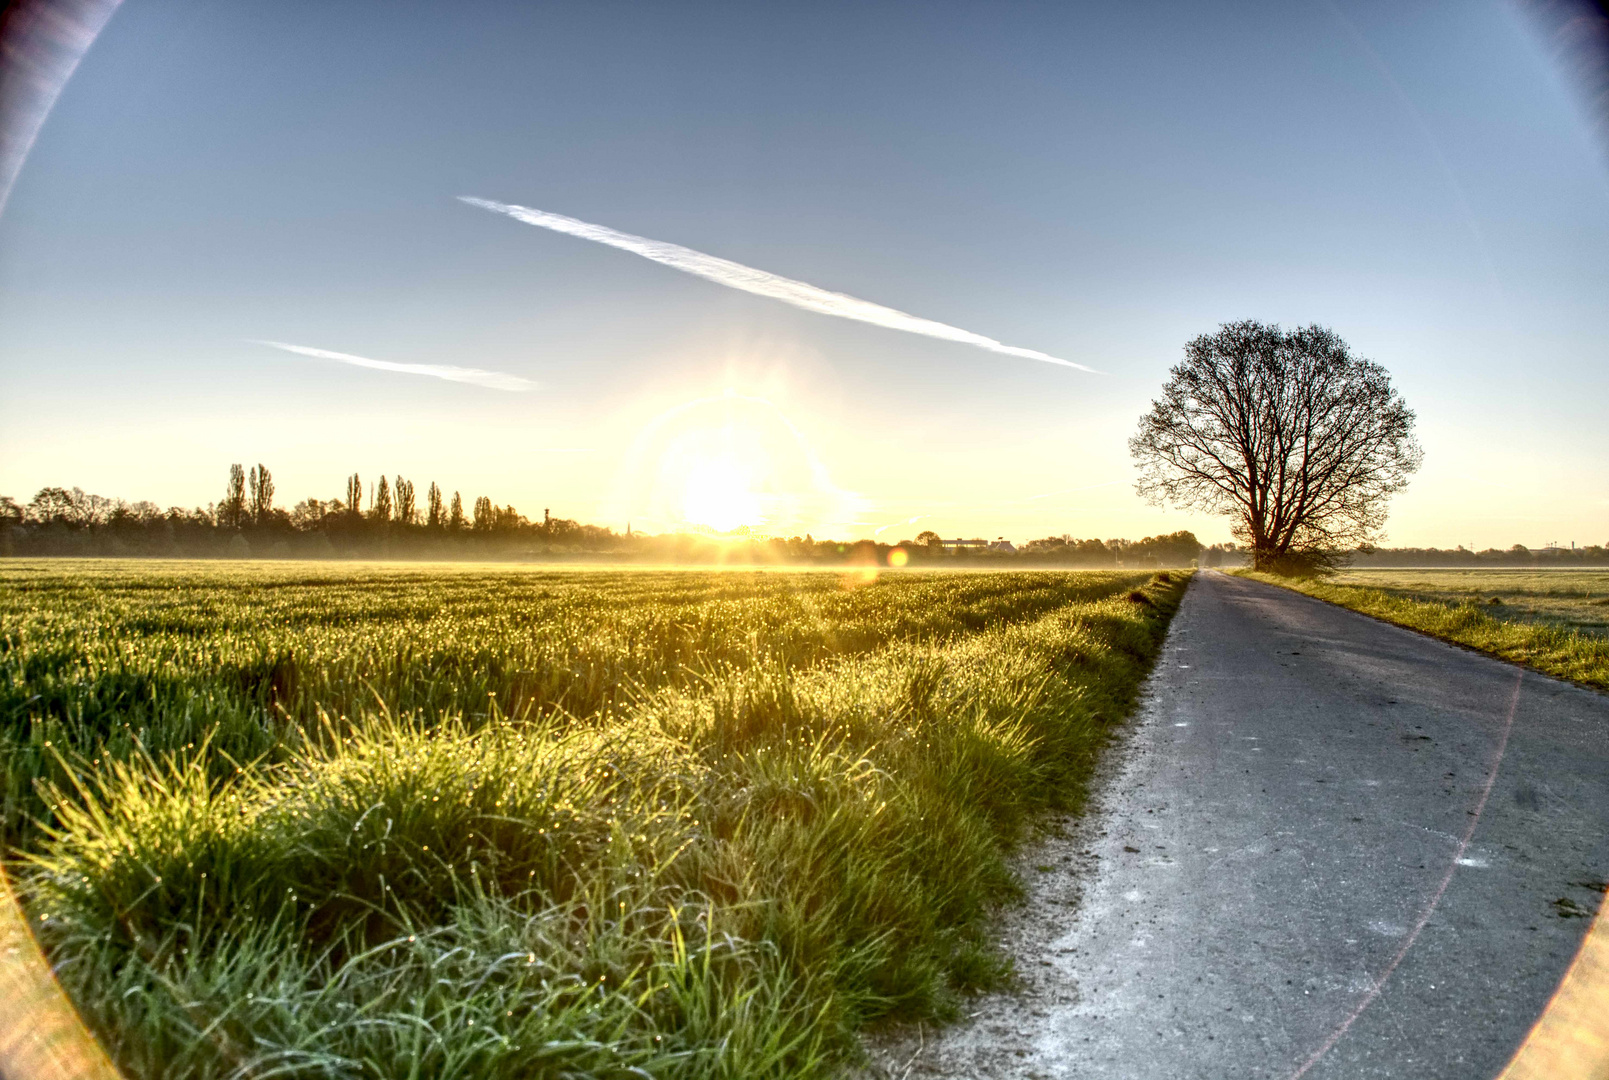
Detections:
[255, 340, 536, 392]
[460, 197, 1098, 373]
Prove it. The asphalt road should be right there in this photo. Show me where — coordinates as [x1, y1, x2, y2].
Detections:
[873, 570, 1609, 1080]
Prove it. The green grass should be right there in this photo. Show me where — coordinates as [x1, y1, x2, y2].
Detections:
[1238, 568, 1609, 692]
[2, 561, 1188, 1079]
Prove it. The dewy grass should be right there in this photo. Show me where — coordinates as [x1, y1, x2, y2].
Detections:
[6, 565, 1188, 1079]
[0, 564, 1134, 843]
[1238, 569, 1609, 692]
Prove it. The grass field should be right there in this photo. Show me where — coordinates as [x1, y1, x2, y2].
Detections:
[1, 561, 1187, 1079]
[1239, 568, 1609, 692]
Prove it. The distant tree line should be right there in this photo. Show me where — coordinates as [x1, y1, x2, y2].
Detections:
[7, 464, 1588, 566]
[0, 465, 615, 560]
[1347, 544, 1609, 568]
[1014, 531, 1205, 568]
[0, 472, 1210, 566]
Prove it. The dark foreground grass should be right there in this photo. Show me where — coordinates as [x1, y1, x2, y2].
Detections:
[3, 563, 1188, 1079]
[1239, 569, 1609, 693]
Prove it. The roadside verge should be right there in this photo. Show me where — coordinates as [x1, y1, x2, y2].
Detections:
[1235, 570, 1609, 693]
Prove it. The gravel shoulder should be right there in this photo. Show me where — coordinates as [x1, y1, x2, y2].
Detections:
[862, 571, 1609, 1080]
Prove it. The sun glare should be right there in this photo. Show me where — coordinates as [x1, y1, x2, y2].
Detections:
[681, 452, 763, 533]
[609, 389, 866, 538]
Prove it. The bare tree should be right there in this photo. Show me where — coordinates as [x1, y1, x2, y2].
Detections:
[291, 498, 326, 528]
[111, 500, 162, 527]
[426, 482, 444, 528]
[1130, 321, 1422, 573]
[30, 487, 82, 524]
[220, 465, 248, 529]
[28, 488, 66, 523]
[248, 464, 274, 524]
[23, 488, 121, 527]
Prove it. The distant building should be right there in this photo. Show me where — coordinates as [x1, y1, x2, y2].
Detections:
[940, 537, 1016, 553]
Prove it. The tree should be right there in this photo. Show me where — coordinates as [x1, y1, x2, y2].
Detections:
[449, 492, 465, 531]
[291, 498, 327, 528]
[1126, 530, 1202, 567]
[395, 477, 416, 526]
[220, 465, 248, 529]
[373, 476, 392, 522]
[345, 473, 363, 517]
[914, 529, 943, 551]
[495, 504, 523, 531]
[472, 495, 494, 532]
[24, 488, 109, 527]
[248, 464, 274, 524]
[1130, 321, 1421, 574]
[111, 501, 162, 527]
[29, 487, 76, 524]
[426, 482, 444, 528]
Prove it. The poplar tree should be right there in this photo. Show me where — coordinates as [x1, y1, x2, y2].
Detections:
[426, 482, 444, 528]
[373, 476, 392, 522]
[395, 477, 416, 526]
[220, 465, 247, 528]
[248, 464, 274, 524]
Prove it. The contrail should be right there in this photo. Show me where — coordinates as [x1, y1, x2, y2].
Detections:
[874, 514, 926, 536]
[460, 197, 1097, 373]
[254, 340, 536, 391]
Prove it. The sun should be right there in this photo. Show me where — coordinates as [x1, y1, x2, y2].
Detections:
[681, 451, 763, 533]
[608, 388, 866, 537]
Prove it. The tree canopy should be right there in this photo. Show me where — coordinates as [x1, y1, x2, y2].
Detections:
[1130, 320, 1422, 573]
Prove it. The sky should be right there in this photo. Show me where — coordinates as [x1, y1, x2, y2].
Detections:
[1, 0, 1606, 547]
